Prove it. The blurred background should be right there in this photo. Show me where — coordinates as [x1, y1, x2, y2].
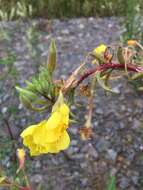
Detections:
[0, 0, 143, 190]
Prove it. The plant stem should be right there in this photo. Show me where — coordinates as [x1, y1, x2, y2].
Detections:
[22, 168, 32, 190]
[75, 62, 143, 87]
[85, 74, 96, 128]
[3, 118, 15, 141]
[3, 118, 17, 162]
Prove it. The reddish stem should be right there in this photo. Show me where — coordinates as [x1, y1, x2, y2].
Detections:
[76, 62, 143, 87]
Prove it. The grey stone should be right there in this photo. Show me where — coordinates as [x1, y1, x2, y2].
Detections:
[31, 174, 43, 183]
[1, 107, 7, 114]
[131, 175, 139, 185]
[132, 119, 141, 129]
[96, 108, 103, 114]
[106, 149, 117, 161]
[81, 178, 88, 187]
[119, 177, 130, 189]
[96, 138, 110, 152]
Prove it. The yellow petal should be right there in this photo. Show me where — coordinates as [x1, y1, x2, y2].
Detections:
[23, 136, 33, 146]
[46, 111, 61, 130]
[93, 44, 107, 55]
[57, 130, 70, 150]
[60, 104, 70, 116]
[20, 120, 46, 138]
[60, 104, 70, 127]
[47, 130, 70, 153]
[20, 125, 36, 138]
[52, 91, 64, 112]
[27, 130, 70, 155]
[34, 122, 61, 144]
[30, 145, 47, 156]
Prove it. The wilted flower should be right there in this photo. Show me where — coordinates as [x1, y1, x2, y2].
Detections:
[0, 177, 11, 187]
[79, 127, 93, 141]
[0, 177, 6, 184]
[79, 84, 91, 97]
[21, 92, 70, 156]
[93, 44, 107, 56]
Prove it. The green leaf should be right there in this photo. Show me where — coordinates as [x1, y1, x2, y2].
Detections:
[16, 86, 37, 99]
[33, 99, 50, 105]
[91, 53, 106, 64]
[66, 88, 75, 105]
[38, 72, 50, 93]
[0, 58, 14, 65]
[69, 119, 78, 123]
[104, 69, 113, 86]
[70, 111, 78, 121]
[106, 175, 116, 190]
[96, 72, 116, 93]
[25, 80, 37, 92]
[20, 95, 33, 109]
[138, 86, 143, 91]
[33, 77, 41, 90]
[20, 95, 49, 112]
[30, 105, 49, 112]
[131, 72, 143, 80]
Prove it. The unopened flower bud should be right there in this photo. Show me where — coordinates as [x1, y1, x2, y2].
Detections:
[127, 40, 137, 46]
[47, 39, 57, 75]
[17, 148, 25, 173]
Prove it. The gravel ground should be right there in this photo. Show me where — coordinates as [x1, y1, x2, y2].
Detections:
[0, 17, 143, 190]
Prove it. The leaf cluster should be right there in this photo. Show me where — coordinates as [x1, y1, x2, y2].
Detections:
[16, 40, 57, 112]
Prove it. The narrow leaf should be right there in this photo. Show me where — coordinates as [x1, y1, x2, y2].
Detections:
[131, 73, 143, 80]
[96, 72, 116, 93]
[16, 86, 37, 99]
[106, 175, 116, 190]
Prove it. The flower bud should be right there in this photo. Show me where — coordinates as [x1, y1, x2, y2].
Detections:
[127, 40, 137, 46]
[47, 39, 57, 75]
[17, 148, 25, 173]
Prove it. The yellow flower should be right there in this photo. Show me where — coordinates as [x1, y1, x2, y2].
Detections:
[20, 93, 70, 156]
[93, 44, 107, 55]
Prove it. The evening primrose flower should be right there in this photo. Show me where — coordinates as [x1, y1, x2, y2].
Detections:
[20, 93, 70, 156]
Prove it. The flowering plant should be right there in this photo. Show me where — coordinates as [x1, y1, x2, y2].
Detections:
[16, 40, 143, 156]
[1, 39, 143, 190]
